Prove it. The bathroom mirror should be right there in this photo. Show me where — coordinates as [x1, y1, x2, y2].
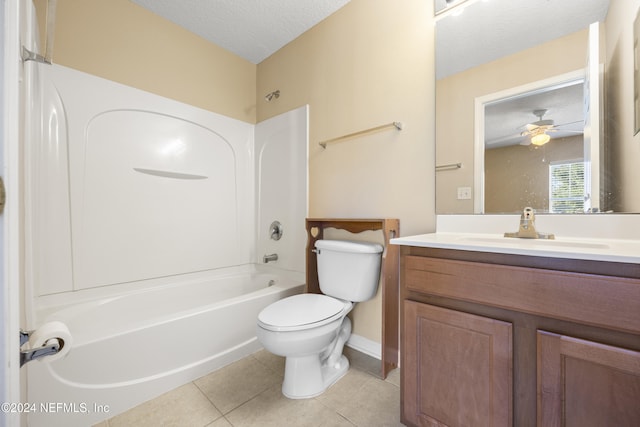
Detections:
[435, 0, 639, 214]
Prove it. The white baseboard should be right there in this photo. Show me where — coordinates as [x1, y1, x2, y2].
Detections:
[346, 334, 381, 360]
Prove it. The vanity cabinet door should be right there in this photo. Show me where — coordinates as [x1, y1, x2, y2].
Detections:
[403, 301, 513, 427]
[537, 331, 640, 427]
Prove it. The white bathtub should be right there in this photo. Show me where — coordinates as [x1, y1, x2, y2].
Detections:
[27, 265, 304, 427]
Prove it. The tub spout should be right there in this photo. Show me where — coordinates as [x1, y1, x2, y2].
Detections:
[263, 253, 278, 263]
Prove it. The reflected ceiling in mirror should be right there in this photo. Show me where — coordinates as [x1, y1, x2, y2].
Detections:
[436, 0, 609, 79]
[485, 81, 583, 150]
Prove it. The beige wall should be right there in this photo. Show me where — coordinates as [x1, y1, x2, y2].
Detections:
[605, 0, 640, 212]
[436, 29, 589, 213]
[33, 0, 437, 346]
[257, 0, 436, 343]
[34, 0, 256, 123]
[257, 0, 436, 236]
[485, 136, 583, 213]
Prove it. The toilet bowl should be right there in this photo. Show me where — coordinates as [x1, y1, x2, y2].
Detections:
[256, 239, 383, 399]
[257, 293, 353, 398]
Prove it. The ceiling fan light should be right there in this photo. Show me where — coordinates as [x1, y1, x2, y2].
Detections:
[531, 133, 551, 146]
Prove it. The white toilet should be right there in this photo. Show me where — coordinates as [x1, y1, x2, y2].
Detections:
[256, 239, 383, 399]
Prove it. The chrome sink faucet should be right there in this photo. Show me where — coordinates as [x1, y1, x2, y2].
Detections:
[263, 253, 278, 263]
[504, 207, 555, 239]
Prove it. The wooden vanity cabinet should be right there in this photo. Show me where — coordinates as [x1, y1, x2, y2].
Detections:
[399, 245, 640, 427]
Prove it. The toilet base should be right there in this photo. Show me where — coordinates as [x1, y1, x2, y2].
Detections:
[282, 354, 350, 399]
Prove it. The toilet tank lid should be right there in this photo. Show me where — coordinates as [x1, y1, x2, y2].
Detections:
[315, 239, 383, 254]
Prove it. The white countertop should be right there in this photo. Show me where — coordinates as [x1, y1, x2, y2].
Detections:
[390, 233, 640, 264]
[391, 214, 640, 264]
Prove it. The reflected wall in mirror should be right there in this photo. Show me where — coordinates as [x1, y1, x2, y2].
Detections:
[435, 0, 640, 214]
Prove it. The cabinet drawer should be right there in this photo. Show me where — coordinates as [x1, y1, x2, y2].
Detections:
[404, 256, 640, 334]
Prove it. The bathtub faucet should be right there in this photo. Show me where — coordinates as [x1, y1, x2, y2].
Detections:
[263, 253, 278, 263]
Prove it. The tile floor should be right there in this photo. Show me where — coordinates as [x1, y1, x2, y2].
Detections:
[95, 348, 404, 427]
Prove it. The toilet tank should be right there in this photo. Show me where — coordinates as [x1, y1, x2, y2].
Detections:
[315, 239, 383, 302]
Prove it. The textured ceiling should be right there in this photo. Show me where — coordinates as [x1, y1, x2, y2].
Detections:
[436, 0, 610, 79]
[130, 0, 351, 64]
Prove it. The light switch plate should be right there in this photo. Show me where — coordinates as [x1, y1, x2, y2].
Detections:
[457, 186, 472, 200]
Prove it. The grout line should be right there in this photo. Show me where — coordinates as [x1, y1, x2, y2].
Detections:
[191, 379, 226, 421]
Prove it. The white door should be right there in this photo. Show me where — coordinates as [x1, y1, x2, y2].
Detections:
[2, 0, 25, 426]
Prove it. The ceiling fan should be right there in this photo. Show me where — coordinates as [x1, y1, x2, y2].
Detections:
[520, 109, 582, 146]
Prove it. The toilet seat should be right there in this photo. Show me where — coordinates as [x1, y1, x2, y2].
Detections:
[258, 293, 351, 332]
